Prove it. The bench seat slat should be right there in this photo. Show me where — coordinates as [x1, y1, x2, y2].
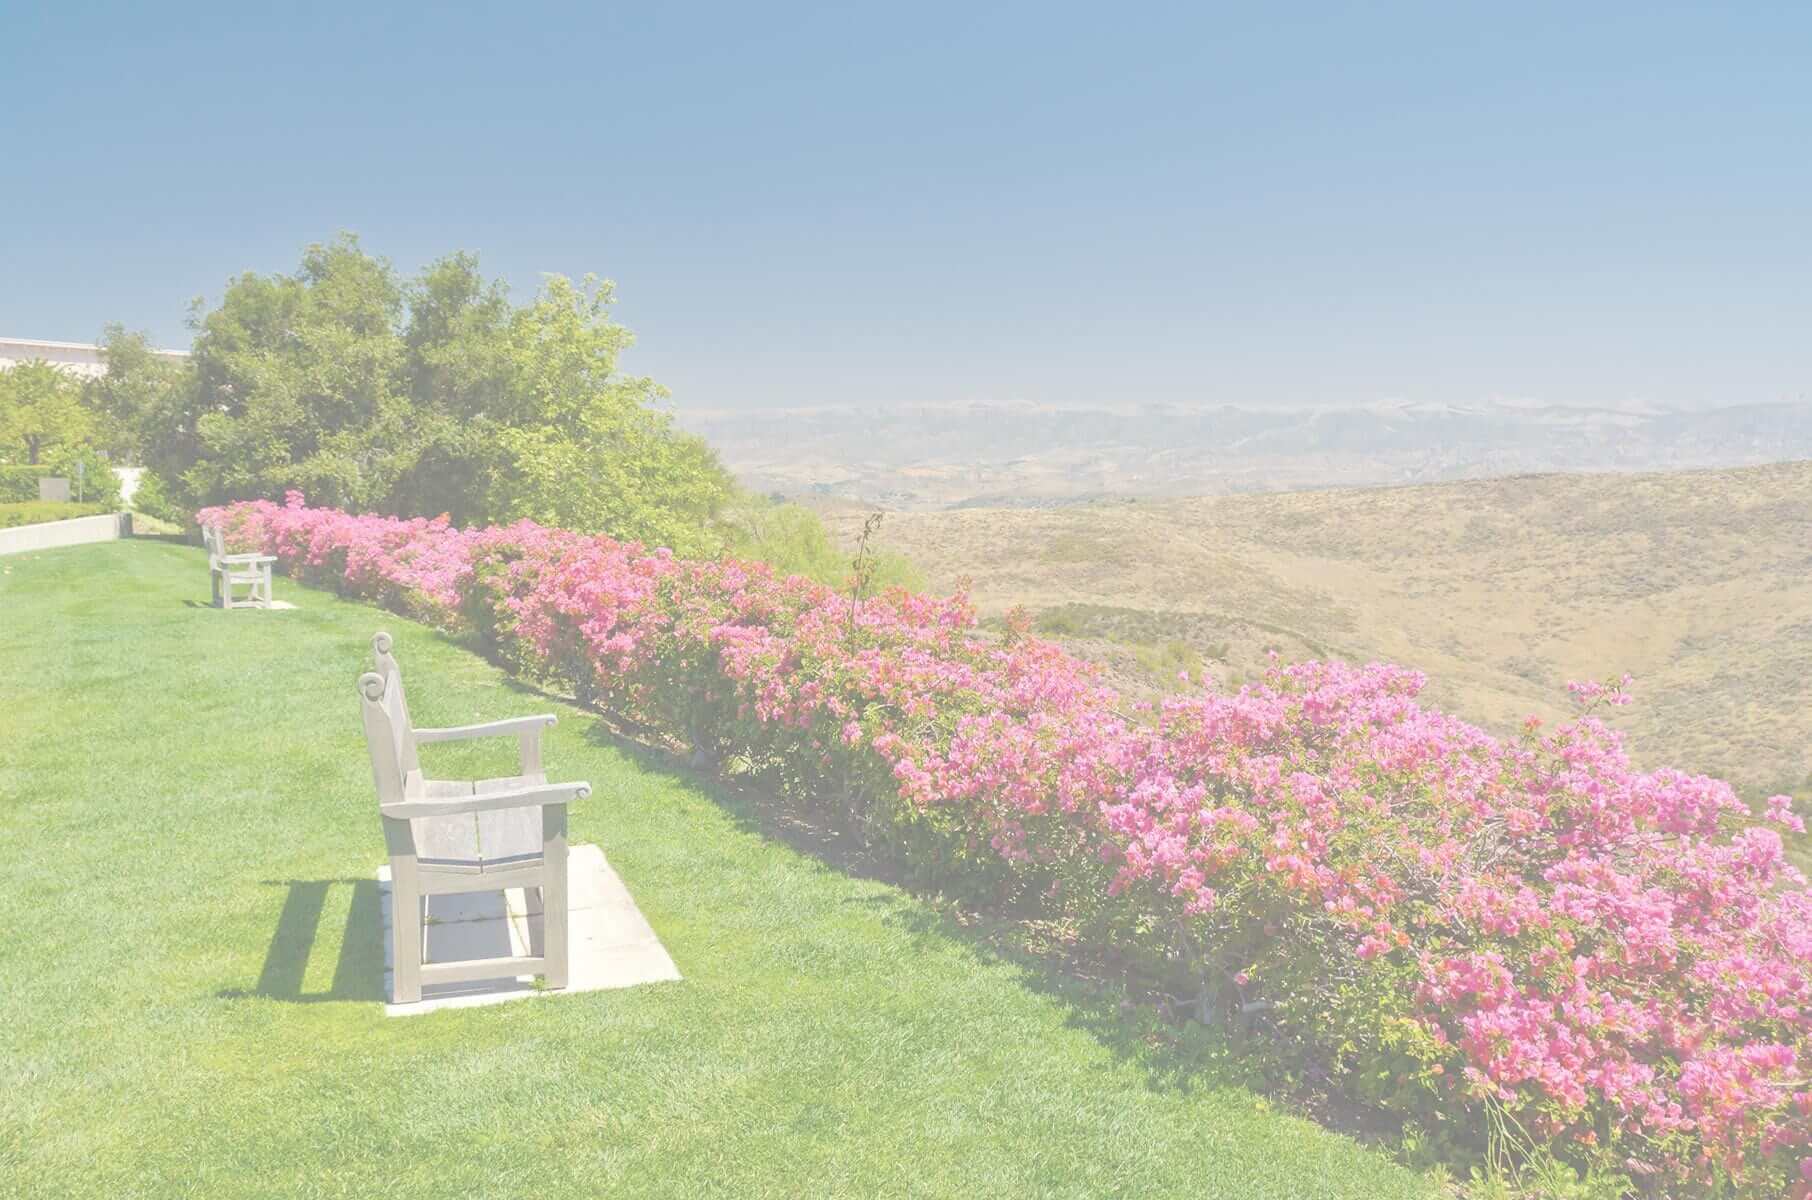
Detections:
[412, 773, 548, 872]
[479, 805, 544, 867]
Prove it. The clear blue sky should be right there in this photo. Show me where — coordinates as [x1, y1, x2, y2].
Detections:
[2, 2, 1806, 411]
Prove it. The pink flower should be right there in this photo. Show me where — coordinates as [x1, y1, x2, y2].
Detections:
[203, 498, 1812, 1192]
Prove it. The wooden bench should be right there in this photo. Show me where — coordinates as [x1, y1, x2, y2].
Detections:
[357, 632, 590, 1004]
[202, 524, 277, 609]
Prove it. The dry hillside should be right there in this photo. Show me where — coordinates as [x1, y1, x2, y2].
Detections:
[824, 461, 1812, 794]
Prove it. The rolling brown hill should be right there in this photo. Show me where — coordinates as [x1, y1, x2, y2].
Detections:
[823, 461, 1812, 794]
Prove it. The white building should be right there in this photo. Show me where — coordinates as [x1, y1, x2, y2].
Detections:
[0, 336, 189, 379]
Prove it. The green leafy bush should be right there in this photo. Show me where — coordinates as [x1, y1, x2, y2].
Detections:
[42, 445, 122, 508]
[0, 465, 50, 502]
[718, 496, 922, 590]
[129, 469, 188, 525]
[1131, 637, 1205, 686]
[0, 456, 120, 507]
[0, 501, 109, 529]
[1032, 606, 1090, 637]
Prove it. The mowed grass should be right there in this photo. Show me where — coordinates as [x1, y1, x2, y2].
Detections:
[0, 540, 1436, 1199]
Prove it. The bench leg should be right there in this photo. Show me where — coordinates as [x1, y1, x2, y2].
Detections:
[392, 863, 423, 1004]
[542, 810, 569, 990]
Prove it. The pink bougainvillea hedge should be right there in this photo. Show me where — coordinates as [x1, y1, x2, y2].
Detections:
[200, 494, 1812, 1196]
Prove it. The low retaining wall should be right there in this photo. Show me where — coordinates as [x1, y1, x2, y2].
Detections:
[0, 512, 132, 556]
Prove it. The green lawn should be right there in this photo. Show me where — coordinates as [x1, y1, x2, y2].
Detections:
[0, 540, 1437, 1199]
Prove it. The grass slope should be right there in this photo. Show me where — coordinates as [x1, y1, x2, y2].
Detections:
[0, 540, 1434, 1200]
[827, 461, 1812, 795]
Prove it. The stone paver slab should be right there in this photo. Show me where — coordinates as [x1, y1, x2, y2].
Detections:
[378, 843, 680, 1016]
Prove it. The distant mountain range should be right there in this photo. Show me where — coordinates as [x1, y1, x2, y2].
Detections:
[679, 399, 1812, 508]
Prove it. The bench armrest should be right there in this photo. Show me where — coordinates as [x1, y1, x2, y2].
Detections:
[415, 714, 558, 774]
[380, 779, 591, 820]
[216, 552, 277, 565]
[413, 715, 557, 743]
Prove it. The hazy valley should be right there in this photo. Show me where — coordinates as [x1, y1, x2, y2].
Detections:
[816, 460, 1812, 795]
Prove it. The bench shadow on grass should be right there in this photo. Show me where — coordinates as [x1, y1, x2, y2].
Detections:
[218, 878, 387, 1004]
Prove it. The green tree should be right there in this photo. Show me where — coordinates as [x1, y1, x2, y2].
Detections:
[485, 276, 734, 554]
[144, 237, 740, 555]
[88, 324, 193, 463]
[0, 360, 92, 465]
[385, 252, 516, 523]
[177, 233, 409, 510]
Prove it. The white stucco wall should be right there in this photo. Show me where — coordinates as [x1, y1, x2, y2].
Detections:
[115, 466, 143, 505]
[0, 512, 132, 556]
[0, 337, 187, 380]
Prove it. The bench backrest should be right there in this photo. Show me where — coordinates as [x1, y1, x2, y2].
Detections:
[368, 632, 421, 773]
[358, 632, 421, 809]
[201, 525, 224, 562]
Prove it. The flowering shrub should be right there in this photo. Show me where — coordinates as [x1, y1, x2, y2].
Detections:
[201, 495, 1812, 1196]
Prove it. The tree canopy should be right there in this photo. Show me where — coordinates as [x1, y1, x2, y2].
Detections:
[102, 234, 912, 584]
[0, 360, 92, 466]
[0, 358, 124, 507]
[88, 325, 190, 463]
[121, 235, 735, 554]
